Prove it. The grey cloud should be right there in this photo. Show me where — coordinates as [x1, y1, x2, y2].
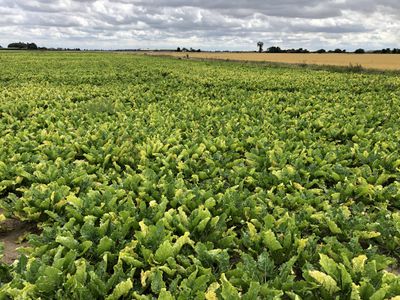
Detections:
[129, 0, 343, 18]
[0, 0, 398, 50]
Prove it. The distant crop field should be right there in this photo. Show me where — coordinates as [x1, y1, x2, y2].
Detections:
[148, 52, 400, 70]
[1, 52, 400, 299]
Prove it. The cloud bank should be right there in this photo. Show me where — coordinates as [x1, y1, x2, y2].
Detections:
[0, 0, 398, 50]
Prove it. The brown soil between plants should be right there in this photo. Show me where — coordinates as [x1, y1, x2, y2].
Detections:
[0, 209, 34, 264]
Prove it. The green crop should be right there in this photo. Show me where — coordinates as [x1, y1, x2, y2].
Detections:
[0, 51, 400, 299]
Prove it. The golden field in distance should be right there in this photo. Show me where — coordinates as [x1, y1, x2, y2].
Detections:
[146, 52, 400, 70]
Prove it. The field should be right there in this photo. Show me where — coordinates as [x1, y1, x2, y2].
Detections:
[1, 51, 400, 299]
[147, 52, 400, 71]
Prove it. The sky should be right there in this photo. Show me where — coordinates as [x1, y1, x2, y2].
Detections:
[0, 0, 399, 51]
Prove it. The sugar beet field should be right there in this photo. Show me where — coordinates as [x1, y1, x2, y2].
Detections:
[1, 52, 400, 299]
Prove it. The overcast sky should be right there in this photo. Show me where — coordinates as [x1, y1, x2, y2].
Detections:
[0, 0, 399, 51]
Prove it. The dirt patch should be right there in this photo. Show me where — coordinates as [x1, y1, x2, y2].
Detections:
[0, 209, 35, 264]
[386, 265, 400, 275]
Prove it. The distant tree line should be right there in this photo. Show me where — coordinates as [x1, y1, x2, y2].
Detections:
[266, 46, 310, 53]
[8, 42, 39, 50]
[176, 47, 201, 52]
[0, 42, 80, 51]
[265, 46, 347, 53]
[256, 43, 400, 54]
[316, 49, 347, 53]
[372, 48, 400, 54]
[45, 47, 82, 51]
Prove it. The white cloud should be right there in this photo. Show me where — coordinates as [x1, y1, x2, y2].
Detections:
[0, 0, 398, 50]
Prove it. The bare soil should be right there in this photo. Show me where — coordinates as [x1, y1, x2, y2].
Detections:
[0, 209, 34, 264]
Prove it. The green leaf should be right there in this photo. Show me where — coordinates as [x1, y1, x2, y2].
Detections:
[0, 242, 4, 260]
[369, 285, 389, 300]
[192, 274, 210, 293]
[375, 173, 391, 185]
[357, 231, 381, 239]
[98, 236, 114, 254]
[263, 230, 282, 251]
[243, 281, 260, 300]
[326, 219, 342, 234]
[151, 269, 165, 294]
[74, 259, 87, 284]
[319, 254, 338, 278]
[173, 232, 194, 252]
[158, 288, 174, 300]
[66, 193, 83, 209]
[106, 278, 133, 300]
[155, 241, 174, 264]
[80, 240, 93, 255]
[285, 292, 302, 300]
[56, 235, 79, 250]
[338, 264, 352, 289]
[197, 217, 211, 232]
[36, 266, 63, 294]
[220, 273, 240, 300]
[247, 222, 258, 241]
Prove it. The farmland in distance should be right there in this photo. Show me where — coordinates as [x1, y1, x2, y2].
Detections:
[147, 52, 400, 71]
[1, 51, 400, 299]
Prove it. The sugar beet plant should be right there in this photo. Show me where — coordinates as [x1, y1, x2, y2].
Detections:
[0, 52, 400, 299]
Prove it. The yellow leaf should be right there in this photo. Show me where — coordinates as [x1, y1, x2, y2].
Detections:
[247, 222, 258, 241]
[358, 231, 381, 239]
[309, 270, 340, 294]
[141, 269, 151, 287]
[297, 238, 308, 253]
[327, 219, 342, 234]
[293, 182, 304, 191]
[352, 255, 367, 273]
[350, 283, 361, 300]
[66, 193, 82, 209]
[205, 282, 220, 300]
[139, 221, 149, 237]
[341, 206, 351, 219]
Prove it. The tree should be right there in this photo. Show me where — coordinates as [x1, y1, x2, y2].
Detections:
[8, 42, 27, 49]
[316, 49, 326, 53]
[176, 47, 181, 52]
[257, 41, 264, 53]
[27, 43, 38, 50]
[267, 46, 282, 53]
[7, 42, 38, 50]
[354, 48, 365, 54]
